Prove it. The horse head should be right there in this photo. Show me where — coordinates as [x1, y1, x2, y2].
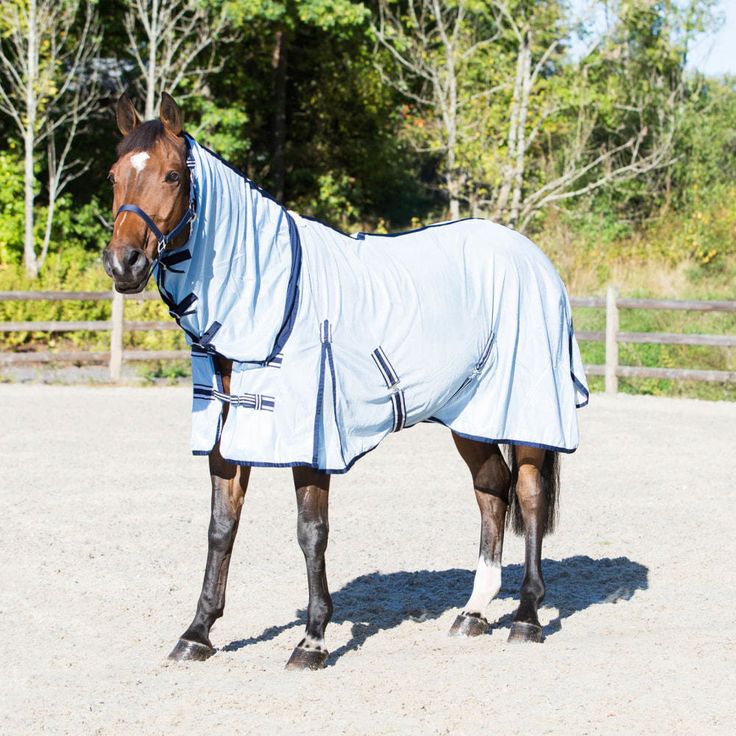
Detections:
[103, 93, 191, 293]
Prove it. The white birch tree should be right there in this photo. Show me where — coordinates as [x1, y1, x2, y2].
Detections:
[373, 0, 501, 219]
[373, 0, 684, 230]
[124, 0, 235, 120]
[0, 0, 102, 278]
[485, 1, 680, 230]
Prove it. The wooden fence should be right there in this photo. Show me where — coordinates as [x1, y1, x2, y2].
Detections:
[1, 286, 735, 391]
[0, 291, 187, 381]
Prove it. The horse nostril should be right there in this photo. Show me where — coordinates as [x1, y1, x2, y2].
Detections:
[124, 247, 144, 270]
[102, 250, 114, 277]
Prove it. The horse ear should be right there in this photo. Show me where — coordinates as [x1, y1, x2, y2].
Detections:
[160, 93, 182, 136]
[116, 93, 141, 136]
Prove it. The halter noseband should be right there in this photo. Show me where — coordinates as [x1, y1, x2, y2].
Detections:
[113, 146, 196, 262]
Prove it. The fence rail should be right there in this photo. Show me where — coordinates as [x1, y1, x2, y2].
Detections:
[1, 288, 735, 389]
[570, 287, 736, 392]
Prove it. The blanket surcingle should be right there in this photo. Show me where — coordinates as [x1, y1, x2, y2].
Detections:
[154, 136, 589, 473]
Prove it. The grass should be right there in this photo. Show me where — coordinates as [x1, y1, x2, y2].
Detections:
[573, 299, 736, 402]
[139, 360, 190, 384]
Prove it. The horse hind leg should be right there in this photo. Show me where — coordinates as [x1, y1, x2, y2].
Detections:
[507, 445, 558, 644]
[450, 435, 509, 637]
[285, 468, 333, 671]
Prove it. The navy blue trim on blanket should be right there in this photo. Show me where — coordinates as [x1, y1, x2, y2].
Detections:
[432, 423, 580, 454]
[169, 292, 198, 318]
[371, 346, 399, 388]
[390, 390, 407, 432]
[265, 213, 302, 363]
[193, 383, 275, 412]
[208, 443, 383, 475]
[568, 321, 590, 408]
[355, 217, 486, 241]
[193, 428, 580, 470]
[311, 320, 330, 467]
[196, 139, 282, 206]
[310, 319, 346, 467]
[296, 213, 357, 238]
[198, 321, 222, 347]
[572, 372, 590, 408]
[159, 248, 192, 272]
[325, 339, 347, 467]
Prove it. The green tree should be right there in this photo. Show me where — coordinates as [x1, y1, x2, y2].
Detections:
[224, 0, 369, 200]
[0, 0, 103, 278]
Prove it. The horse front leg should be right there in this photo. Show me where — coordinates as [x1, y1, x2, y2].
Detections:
[285, 468, 332, 671]
[169, 357, 249, 661]
[168, 447, 250, 661]
[508, 446, 547, 643]
[450, 434, 509, 636]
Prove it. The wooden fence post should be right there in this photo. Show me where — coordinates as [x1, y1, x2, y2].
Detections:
[110, 291, 124, 381]
[605, 284, 619, 395]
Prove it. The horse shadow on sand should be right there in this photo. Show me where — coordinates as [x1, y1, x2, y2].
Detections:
[223, 555, 648, 666]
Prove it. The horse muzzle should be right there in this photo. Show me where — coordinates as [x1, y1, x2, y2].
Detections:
[103, 243, 150, 293]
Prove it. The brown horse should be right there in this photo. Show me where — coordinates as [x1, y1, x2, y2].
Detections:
[104, 93, 564, 670]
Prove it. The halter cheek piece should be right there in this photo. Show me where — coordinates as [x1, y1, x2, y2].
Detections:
[113, 148, 197, 279]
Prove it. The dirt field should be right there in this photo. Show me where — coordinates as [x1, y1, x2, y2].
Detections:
[1, 385, 734, 735]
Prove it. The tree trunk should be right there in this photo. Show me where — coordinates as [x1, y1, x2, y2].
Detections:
[449, 194, 460, 220]
[24, 128, 38, 279]
[145, 0, 160, 119]
[446, 142, 461, 219]
[508, 33, 532, 229]
[271, 27, 288, 202]
[494, 34, 525, 224]
[448, 182, 461, 220]
[23, 0, 38, 279]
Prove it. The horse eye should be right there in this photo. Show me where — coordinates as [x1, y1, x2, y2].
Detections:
[166, 171, 180, 183]
[107, 173, 115, 185]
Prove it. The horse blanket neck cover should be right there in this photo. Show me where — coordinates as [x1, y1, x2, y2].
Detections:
[155, 136, 589, 473]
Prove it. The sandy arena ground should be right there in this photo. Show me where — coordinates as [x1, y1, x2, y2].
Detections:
[1, 385, 735, 735]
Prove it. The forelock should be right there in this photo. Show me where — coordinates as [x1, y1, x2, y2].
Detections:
[117, 120, 173, 157]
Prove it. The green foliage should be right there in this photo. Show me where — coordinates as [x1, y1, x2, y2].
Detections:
[186, 100, 251, 162]
[0, 147, 109, 269]
[302, 173, 361, 226]
[0, 150, 24, 266]
[225, 0, 369, 32]
[140, 361, 190, 383]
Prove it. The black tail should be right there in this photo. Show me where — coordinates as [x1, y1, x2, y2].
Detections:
[505, 447, 560, 537]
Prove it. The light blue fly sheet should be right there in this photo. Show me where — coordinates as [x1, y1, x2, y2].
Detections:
[154, 137, 589, 473]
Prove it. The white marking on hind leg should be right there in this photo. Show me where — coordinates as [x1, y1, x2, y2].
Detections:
[463, 556, 501, 615]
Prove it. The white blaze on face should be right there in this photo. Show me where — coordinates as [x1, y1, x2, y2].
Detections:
[464, 556, 502, 615]
[114, 212, 127, 236]
[130, 151, 150, 175]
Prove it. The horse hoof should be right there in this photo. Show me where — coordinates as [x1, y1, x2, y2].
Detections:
[285, 646, 328, 671]
[449, 613, 489, 637]
[168, 638, 215, 662]
[508, 622, 543, 643]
